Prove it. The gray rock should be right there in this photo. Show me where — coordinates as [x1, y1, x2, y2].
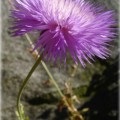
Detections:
[2, 0, 118, 120]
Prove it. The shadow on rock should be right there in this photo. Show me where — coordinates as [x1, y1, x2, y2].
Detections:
[36, 107, 69, 120]
[79, 57, 118, 120]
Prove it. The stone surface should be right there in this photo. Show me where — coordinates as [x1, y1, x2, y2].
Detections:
[2, 0, 118, 120]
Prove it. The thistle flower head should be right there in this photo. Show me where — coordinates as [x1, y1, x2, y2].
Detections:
[11, 0, 116, 66]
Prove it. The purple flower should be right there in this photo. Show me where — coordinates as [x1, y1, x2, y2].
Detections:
[11, 0, 116, 66]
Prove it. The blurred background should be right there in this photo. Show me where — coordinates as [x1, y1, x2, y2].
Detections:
[2, 0, 119, 120]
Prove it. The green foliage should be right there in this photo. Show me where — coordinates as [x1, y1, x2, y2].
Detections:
[73, 86, 88, 97]
[15, 104, 29, 120]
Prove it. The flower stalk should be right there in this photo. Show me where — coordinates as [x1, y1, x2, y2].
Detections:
[16, 55, 43, 118]
[25, 34, 64, 98]
[25, 34, 84, 120]
[17, 33, 84, 119]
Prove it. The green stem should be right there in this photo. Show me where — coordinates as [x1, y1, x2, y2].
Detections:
[16, 55, 43, 116]
[41, 61, 64, 97]
[24, 34, 75, 117]
[24, 34, 78, 116]
[25, 34, 64, 98]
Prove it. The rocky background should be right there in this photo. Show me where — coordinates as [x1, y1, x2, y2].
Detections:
[2, 0, 118, 120]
